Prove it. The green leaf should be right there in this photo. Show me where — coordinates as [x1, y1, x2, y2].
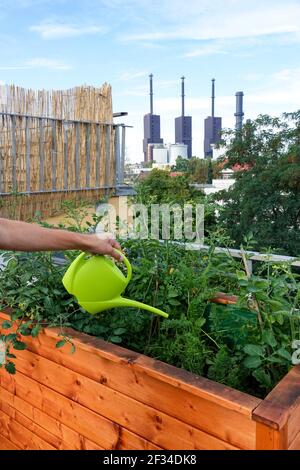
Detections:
[4, 333, 17, 343]
[275, 313, 284, 325]
[13, 340, 27, 350]
[6, 353, 16, 359]
[55, 339, 66, 349]
[266, 356, 285, 364]
[31, 325, 42, 338]
[276, 348, 292, 361]
[236, 270, 247, 280]
[168, 289, 179, 298]
[113, 328, 127, 336]
[244, 356, 262, 369]
[252, 369, 272, 388]
[11, 311, 23, 321]
[244, 344, 264, 357]
[19, 327, 32, 336]
[262, 330, 277, 348]
[1, 321, 12, 329]
[168, 298, 181, 306]
[109, 336, 122, 344]
[5, 361, 16, 375]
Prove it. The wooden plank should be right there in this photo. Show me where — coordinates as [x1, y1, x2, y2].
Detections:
[256, 422, 288, 450]
[0, 370, 160, 451]
[0, 409, 55, 450]
[0, 434, 21, 450]
[31, 319, 261, 416]
[253, 366, 300, 430]
[25, 328, 257, 449]
[0, 386, 104, 450]
[0, 311, 260, 449]
[209, 292, 238, 305]
[8, 348, 239, 450]
[0, 399, 64, 450]
[289, 430, 300, 450]
[286, 401, 300, 446]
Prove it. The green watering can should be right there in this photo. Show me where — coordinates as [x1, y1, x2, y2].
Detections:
[62, 250, 169, 318]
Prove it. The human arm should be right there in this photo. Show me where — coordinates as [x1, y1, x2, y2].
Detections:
[0, 218, 122, 261]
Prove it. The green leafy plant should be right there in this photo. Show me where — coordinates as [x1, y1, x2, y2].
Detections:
[0, 185, 299, 399]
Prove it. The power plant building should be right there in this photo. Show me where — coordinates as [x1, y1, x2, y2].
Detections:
[143, 74, 163, 162]
[204, 79, 222, 158]
[169, 143, 188, 164]
[150, 144, 169, 164]
[175, 77, 192, 158]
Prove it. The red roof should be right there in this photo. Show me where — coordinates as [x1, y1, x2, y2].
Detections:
[218, 159, 252, 172]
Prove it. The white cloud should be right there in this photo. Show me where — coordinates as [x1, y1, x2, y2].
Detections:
[118, 71, 148, 81]
[121, 3, 300, 43]
[0, 58, 72, 71]
[185, 43, 227, 58]
[272, 67, 300, 82]
[30, 23, 106, 39]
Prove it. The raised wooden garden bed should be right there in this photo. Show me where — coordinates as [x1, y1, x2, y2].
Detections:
[1, 310, 300, 450]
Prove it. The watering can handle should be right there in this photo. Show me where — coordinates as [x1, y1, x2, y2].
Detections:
[115, 249, 132, 284]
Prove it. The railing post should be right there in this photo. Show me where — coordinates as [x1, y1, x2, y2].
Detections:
[85, 123, 91, 188]
[114, 125, 121, 188]
[75, 122, 80, 189]
[63, 124, 68, 190]
[95, 124, 101, 188]
[11, 115, 17, 192]
[105, 125, 111, 196]
[25, 117, 31, 193]
[39, 118, 45, 191]
[120, 125, 126, 186]
[51, 120, 57, 191]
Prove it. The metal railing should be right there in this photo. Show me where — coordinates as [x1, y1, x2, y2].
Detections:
[183, 242, 300, 273]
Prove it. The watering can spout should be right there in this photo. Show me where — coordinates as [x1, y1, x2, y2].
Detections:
[118, 298, 169, 318]
[80, 297, 169, 318]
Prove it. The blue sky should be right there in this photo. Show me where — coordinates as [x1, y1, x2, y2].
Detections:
[1, 0, 300, 161]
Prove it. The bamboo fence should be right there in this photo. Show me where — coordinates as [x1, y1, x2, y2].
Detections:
[0, 84, 117, 220]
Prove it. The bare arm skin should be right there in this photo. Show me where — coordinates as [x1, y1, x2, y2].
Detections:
[0, 218, 122, 261]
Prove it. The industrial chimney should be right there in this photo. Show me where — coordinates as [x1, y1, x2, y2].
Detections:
[149, 73, 153, 115]
[235, 91, 244, 130]
[181, 76, 185, 117]
[211, 78, 215, 119]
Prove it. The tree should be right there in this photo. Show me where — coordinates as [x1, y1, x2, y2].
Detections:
[173, 156, 220, 183]
[207, 158, 213, 184]
[215, 112, 300, 255]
